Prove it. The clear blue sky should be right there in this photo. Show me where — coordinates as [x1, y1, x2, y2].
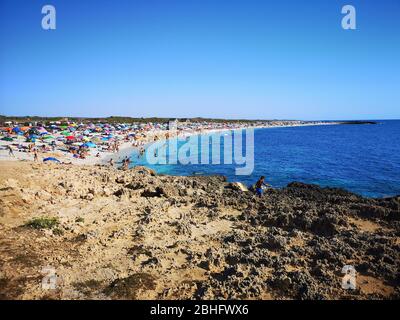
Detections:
[0, 0, 399, 120]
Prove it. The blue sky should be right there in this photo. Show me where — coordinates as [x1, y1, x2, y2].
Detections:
[0, 0, 399, 120]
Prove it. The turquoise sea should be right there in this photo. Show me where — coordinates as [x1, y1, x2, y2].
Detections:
[130, 120, 400, 198]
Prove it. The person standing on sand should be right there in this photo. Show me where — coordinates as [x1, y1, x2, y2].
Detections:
[33, 149, 39, 162]
[122, 156, 130, 170]
[109, 158, 114, 167]
[7, 145, 15, 157]
[255, 176, 271, 197]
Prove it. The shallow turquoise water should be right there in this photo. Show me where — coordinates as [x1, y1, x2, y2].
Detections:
[130, 120, 400, 198]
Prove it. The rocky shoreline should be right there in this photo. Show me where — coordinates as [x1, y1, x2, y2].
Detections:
[0, 161, 399, 300]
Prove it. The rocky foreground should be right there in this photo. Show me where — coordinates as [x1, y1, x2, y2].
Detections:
[0, 161, 399, 300]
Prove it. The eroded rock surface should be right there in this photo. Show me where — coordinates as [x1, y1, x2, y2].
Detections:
[0, 161, 398, 300]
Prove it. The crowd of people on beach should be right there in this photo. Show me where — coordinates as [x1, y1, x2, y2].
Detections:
[0, 120, 175, 163]
[0, 119, 316, 196]
[0, 119, 266, 166]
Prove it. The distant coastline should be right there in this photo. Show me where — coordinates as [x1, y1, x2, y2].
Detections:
[0, 117, 378, 168]
[338, 121, 378, 125]
[0, 115, 381, 125]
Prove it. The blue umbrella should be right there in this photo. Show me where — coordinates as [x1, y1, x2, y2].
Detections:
[82, 142, 96, 148]
[43, 157, 61, 163]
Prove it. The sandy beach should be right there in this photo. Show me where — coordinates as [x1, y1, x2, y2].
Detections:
[0, 120, 341, 168]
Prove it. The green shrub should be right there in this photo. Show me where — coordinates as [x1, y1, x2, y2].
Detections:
[52, 228, 64, 236]
[25, 217, 59, 230]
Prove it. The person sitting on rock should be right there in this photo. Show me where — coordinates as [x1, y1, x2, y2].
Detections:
[255, 176, 270, 197]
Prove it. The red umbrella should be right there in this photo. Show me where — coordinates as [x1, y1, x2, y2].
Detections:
[66, 136, 75, 140]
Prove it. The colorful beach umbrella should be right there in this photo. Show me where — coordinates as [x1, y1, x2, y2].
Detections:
[82, 142, 96, 148]
[43, 157, 61, 163]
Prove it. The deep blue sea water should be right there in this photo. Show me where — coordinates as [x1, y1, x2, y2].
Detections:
[130, 120, 400, 198]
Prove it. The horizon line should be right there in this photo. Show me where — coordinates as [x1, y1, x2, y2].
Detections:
[1, 115, 399, 122]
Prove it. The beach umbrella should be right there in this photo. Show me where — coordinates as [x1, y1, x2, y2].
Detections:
[61, 131, 70, 136]
[28, 128, 41, 136]
[82, 142, 96, 148]
[66, 136, 75, 140]
[26, 134, 38, 141]
[43, 157, 61, 163]
[43, 135, 55, 140]
[38, 128, 47, 134]
[1, 137, 13, 141]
